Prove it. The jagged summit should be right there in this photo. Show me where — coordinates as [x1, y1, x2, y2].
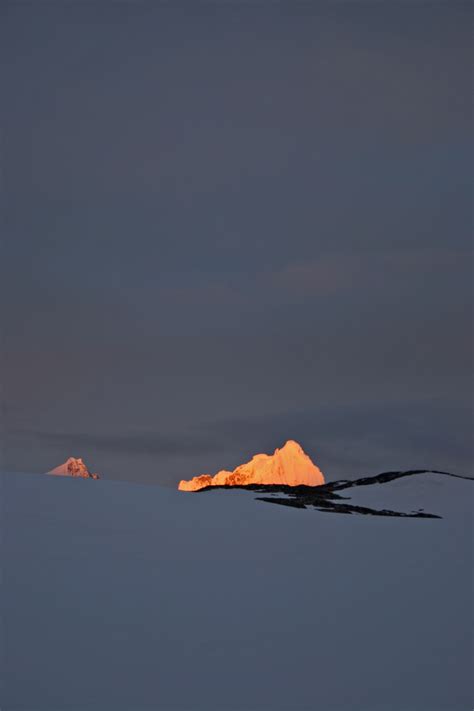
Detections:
[178, 440, 324, 491]
[47, 457, 100, 480]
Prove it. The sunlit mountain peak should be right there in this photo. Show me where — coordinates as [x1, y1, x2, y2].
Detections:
[178, 440, 324, 491]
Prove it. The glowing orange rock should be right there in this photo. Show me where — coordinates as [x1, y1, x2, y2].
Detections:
[47, 457, 100, 479]
[178, 440, 324, 491]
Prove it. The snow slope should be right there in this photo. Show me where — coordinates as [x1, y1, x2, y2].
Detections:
[1, 470, 472, 711]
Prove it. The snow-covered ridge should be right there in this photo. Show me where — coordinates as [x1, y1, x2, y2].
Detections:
[2, 466, 472, 710]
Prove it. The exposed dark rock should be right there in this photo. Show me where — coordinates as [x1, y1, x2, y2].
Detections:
[196, 469, 472, 518]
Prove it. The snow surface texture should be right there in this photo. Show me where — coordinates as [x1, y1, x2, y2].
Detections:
[1, 470, 472, 711]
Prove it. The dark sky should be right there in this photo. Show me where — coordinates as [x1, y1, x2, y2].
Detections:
[1, 1, 472, 485]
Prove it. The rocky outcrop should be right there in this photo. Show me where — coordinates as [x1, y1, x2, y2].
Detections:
[178, 440, 324, 491]
[47, 457, 100, 479]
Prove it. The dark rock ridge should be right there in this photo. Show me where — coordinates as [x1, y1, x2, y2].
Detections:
[196, 469, 472, 518]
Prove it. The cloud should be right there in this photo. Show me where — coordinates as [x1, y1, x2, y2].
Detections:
[9, 428, 230, 458]
[9, 397, 472, 483]
[270, 248, 469, 297]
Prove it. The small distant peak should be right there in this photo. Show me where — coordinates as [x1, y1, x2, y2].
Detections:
[47, 457, 100, 480]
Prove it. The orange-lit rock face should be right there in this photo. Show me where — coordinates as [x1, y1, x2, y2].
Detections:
[178, 474, 213, 492]
[47, 457, 100, 479]
[178, 440, 324, 491]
